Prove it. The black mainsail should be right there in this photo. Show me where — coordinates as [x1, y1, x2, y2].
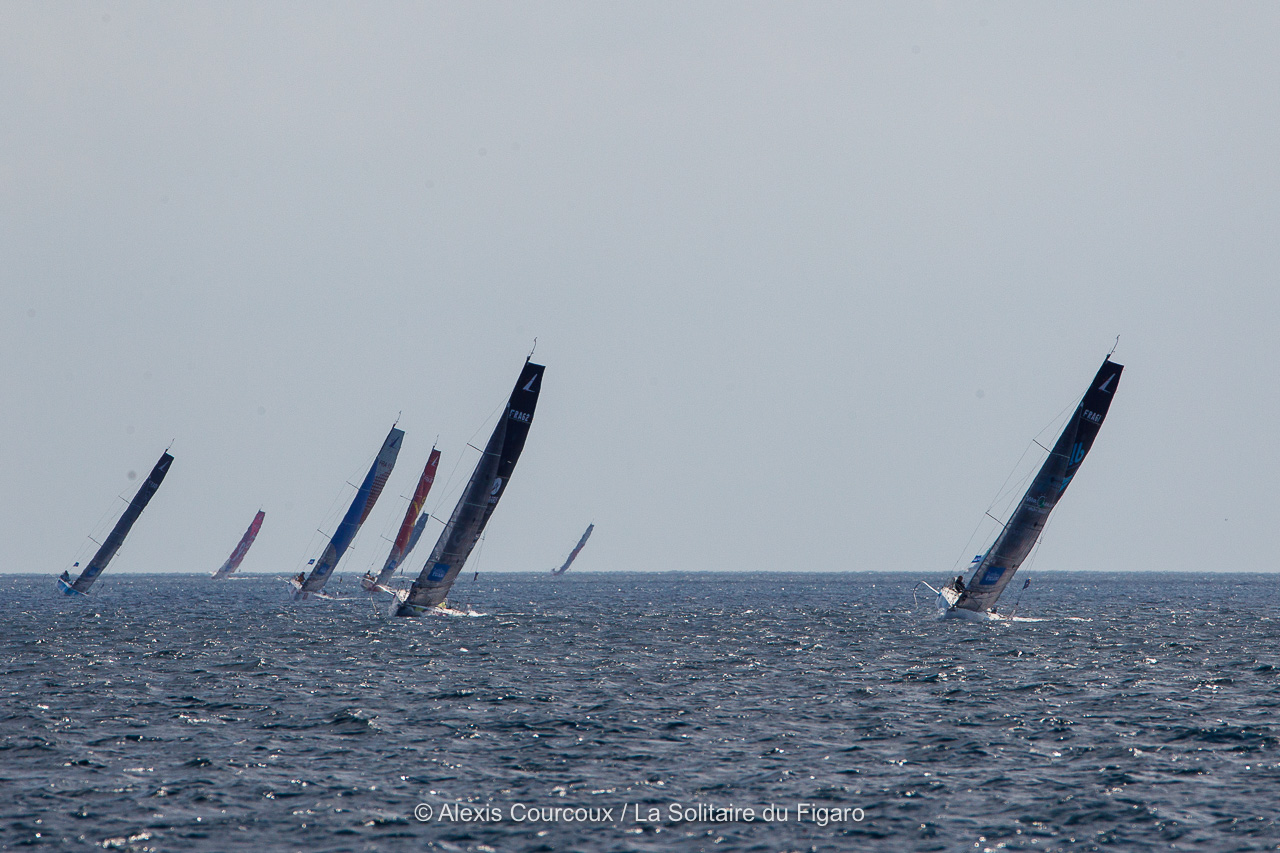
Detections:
[395, 360, 543, 616]
[948, 356, 1123, 615]
[58, 451, 174, 595]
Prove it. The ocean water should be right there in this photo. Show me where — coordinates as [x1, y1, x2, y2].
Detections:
[3, 571, 1280, 852]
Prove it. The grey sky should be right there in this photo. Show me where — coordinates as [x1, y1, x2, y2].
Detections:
[3, 4, 1276, 579]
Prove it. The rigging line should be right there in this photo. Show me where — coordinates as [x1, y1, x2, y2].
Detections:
[1109, 335, 1120, 357]
[1034, 399, 1081, 446]
[953, 440, 1043, 575]
[427, 399, 506, 518]
[985, 393, 1077, 517]
[984, 441, 1039, 516]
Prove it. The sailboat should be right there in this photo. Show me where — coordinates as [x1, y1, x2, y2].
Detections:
[394, 359, 544, 617]
[58, 451, 174, 595]
[931, 355, 1123, 619]
[290, 426, 403, 601]
[212, 510, 265, 579]
[550, 524, 593, 575]
[361, 448, 440, 595]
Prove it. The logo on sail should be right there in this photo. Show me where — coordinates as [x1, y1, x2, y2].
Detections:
[981, 566, 1006, 586]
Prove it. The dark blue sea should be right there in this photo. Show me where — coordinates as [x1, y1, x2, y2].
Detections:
[3, 572, 1280, 852]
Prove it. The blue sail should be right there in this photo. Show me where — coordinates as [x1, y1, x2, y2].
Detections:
[295, 427, 403, 599]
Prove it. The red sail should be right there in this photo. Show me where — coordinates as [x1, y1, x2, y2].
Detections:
[213, 510, 265, 579]
[372, 448, 440, 588]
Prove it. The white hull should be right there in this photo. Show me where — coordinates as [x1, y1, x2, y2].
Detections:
[361, 575, 400, 597]
[926, 582, 1003, 622]
[287, 578, 342, 603]
[390, 590, 485, 618]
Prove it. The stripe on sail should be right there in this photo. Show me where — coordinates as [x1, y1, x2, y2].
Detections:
[63, 451, 174, 595]
[396, 361, 543, 615]
[372, 448, 441, 588]
[954, 357, 1123, 613]
[299, 427, 404, 596]
[212, 510, 265, 579]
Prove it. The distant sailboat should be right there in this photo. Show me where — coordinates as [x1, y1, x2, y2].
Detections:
[931, 355, 1123, 618]
[362, 448, 440, 595]
[212, 510, 265, 579]
[58, 451, 174, 596]
[551, 524, 593, 576]
[395, 360, 544, 617]
[290, 427, 403, 601]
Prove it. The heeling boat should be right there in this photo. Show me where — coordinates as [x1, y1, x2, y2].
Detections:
[290, 426, 403, 601]
[550, 524, 593, 576]
[361, 447, 440, 595]
[212, 510, 265, 579]
[394, 359, 543, 617]
[58, 451, 174, 596]
[933, 355, 1123, 619]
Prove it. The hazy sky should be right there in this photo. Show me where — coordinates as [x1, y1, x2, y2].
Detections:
[2, 4, 1277, 580]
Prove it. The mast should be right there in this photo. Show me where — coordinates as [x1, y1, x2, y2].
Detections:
[59, 451, 174, 595]
[212, 510, 266, 579]
[551, 524, 594, 575]
[396, 360, 544, 616]
[296, 426, 403, 598]
[370, 448, 440, 589]
[954, 357, 1123, 613]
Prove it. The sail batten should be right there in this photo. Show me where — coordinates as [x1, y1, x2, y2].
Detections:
[212, 510, 265, 579]
[295, 427, 403, 599]
[951, 356, 1123, 614]
[396, 361, 543, 616]
[60, 451, 174, 595]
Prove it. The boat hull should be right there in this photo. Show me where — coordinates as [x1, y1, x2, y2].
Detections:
[931, 584, 1003, 621]
[57, 575, 84, 596]
[287, 579, 340, 603]
[392, 591, 484, 618]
